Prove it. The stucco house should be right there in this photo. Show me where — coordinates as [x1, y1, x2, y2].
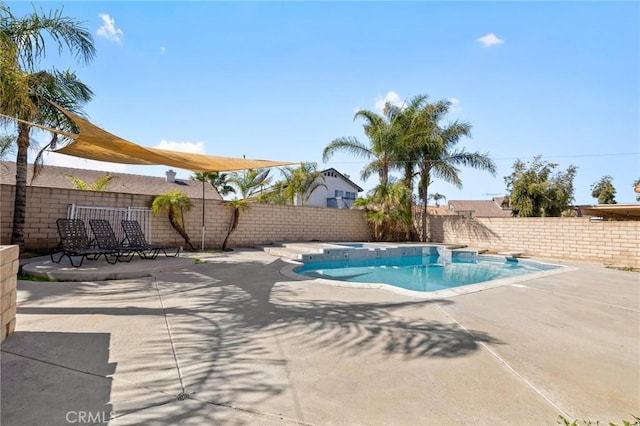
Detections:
[302, 168, 363, 209]
[252, 167, 364, 209]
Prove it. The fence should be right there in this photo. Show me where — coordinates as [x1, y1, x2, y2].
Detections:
[67, 204, 152, 243]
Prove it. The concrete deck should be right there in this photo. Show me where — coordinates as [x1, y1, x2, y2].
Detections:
[2, 249, 638, 425]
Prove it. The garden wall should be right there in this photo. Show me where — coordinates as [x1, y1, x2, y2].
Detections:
[0, 184, 370, 250]
[0, 245, 19, 343]
[430, 216, 640, 266]
[2, 184, 637, 266]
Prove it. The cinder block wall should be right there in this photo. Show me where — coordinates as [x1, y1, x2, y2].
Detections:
[430, 216, 640, 266]
[1, 184, 370, 250]
[0, 245, 19, 343]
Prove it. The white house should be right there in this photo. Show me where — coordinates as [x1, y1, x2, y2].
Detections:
[302, 168, 363, 209]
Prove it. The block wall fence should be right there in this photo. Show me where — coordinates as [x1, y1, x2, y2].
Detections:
[1, 184, 637, 266]
[429, 216, 639, 267]
[0, 184, 371, 250]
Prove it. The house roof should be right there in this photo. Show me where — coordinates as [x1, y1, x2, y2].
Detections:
[448, 199, 512, 218]
[321, 168, 364, 192]
[0, 161, 222, 200]
[576, 204, 640, 219]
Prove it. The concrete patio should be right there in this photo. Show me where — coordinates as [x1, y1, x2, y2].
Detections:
[1, 250, 638, 425]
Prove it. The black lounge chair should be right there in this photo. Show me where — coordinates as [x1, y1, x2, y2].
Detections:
[89, 219, 147, 262]
[121, 220, 181, 258]
[50, 219, 118, 267]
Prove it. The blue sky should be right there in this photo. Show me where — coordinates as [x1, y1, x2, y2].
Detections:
[9, 1, 640, 204]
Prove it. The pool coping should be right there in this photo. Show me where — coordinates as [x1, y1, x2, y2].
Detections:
[279, 257, 578, 300]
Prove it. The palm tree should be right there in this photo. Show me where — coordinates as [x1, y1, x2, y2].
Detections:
[323, 109, 396, 188]
[353, 181, 410, 241]
[227, 168, 271, 200]
[151, 190, 195, 250]
[279, 162, 326, 206]
[428, 192, 447, 207]
[65, 173, 116, 191]
[0, 134, 15, 160]
[190, 171, 235, 197]
[1, 5, 95, 248]
[411, 100, 496, 241]
[221, 168, 272, 250]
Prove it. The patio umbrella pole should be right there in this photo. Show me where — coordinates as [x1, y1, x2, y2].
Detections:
[201, 178, 205, 251]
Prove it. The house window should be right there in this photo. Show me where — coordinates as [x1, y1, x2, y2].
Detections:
[335, 190, 344, 197]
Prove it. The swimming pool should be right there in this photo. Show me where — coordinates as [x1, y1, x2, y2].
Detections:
[294, 254, 561, 293]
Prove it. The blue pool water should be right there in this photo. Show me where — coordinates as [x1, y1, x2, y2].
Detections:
[295, 255, 559, 293]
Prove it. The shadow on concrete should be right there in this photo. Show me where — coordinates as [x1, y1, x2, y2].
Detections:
[11, 255, 504, 424]
[136, 257, 504, 419]
[1, 331, 116, 426]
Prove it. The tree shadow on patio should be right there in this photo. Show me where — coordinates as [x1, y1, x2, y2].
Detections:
[1, 331, 116, 426]
[141, 256, 504, 419]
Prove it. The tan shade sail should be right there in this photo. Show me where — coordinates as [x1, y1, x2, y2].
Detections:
[49, 103, 296, 172]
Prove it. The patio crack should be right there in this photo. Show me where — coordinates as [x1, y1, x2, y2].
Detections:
[152, 275, 190, 401]
[435, 304, 574, 420]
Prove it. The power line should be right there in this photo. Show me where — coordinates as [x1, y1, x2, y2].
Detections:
[320, 152, 640, 165]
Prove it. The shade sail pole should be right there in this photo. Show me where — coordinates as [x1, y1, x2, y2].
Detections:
[201, 178, 205, 251]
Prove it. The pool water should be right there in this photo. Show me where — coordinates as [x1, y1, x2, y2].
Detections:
[295, 255, 559, 293]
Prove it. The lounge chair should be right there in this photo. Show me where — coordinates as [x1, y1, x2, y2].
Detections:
[50, 219, 118, 267]
[121, 220, 181, 258]
[89, 219, 148, 262]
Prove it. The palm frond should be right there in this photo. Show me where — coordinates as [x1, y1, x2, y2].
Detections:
[322, 137, 372, 162]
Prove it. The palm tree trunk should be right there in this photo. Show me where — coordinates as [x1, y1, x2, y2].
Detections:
[222, 206, 240, 250]
[421, 176, 430, 242]
[168, 210, 195, 250]
[11, 124, 30, 248]
[403, 164, 414, 241]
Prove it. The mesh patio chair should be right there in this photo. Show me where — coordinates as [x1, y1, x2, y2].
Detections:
[121, 220, 181, 258]
[89, 219, 150, 262]
[50, 219, 118, 267]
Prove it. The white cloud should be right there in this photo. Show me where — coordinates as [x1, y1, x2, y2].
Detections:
[476, 33, 504, 48]
[96, 13, 124, 44]
[449, 97, 462, 114]
[155, 140, 205, 154]
[44, 151, 128, 172]
[374, 91, 405, 112]
[160, 46, 166, 55]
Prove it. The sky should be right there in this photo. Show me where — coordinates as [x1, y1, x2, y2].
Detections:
[6, 1, 640, 204]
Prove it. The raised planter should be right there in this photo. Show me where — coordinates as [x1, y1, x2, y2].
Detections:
[0, 245, 19, 343]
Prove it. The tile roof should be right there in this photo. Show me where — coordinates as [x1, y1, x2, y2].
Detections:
[448, 199, 512, 218]
[0, 161, 222, 200]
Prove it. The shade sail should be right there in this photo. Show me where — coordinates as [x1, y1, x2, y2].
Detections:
[50, 103, 296, 172]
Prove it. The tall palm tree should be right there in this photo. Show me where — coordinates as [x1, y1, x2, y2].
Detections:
[1, 5, 95, 248]
[413, 102, 496, 241]
[151, 190, 195, 250]
[323, 109, 396, 187]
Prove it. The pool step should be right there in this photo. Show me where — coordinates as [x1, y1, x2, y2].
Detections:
[259, 243, 327, 260]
